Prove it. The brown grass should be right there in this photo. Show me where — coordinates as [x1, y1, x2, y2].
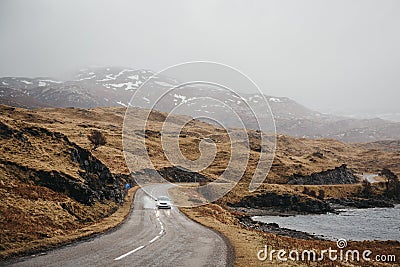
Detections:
[0, 186, 138, 261]
[1, 105, 400, 265]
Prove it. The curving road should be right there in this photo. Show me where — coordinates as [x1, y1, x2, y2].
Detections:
[8, 184, 231, 267]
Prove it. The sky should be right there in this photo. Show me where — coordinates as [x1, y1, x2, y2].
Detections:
[0, 0, 399, 115]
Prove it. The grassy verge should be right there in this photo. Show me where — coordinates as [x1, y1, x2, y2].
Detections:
[181, 205, 267, 266]
[0, 186, 138, 261]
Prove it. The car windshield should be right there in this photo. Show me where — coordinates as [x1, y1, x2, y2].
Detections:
[158, 196, 170, 201]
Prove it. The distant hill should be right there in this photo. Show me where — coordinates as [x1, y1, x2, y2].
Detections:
[1, 66, 399, 142]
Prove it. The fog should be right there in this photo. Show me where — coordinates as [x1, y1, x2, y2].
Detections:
[1, 0, 399, 115]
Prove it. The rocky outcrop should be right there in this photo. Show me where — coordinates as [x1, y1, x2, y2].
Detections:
[239, 215, 321, 240]
[70, 147, 127, 204]
[133, 166, 213, 184]
[0, 122, 132, 205]
[229, 192, 333, 214]
[328, 198, 394, 209]
[287, 164, 359, 185]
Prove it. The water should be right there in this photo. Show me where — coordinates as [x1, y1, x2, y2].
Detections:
[253, 205, 400, 241]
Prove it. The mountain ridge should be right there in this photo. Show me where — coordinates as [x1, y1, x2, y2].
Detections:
[1, 66, 399, 143]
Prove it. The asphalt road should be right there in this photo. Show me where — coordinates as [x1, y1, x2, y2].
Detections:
[8, 184, 231, 267]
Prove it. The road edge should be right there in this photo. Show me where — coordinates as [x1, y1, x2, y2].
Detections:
[178, 207, 236, 267]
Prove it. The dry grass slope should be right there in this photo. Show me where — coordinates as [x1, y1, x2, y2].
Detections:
[1, 105, 399, 265]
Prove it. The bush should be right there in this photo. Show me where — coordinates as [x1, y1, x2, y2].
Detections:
[318, 189, 325, 200]
[302, 187, 317, 198]
[309, 190, 317, 198]
[360, 179, 372, 197]
[380, 168, 400, 199]
[88, 130, 106, 150]
[302, 187, 309, 195]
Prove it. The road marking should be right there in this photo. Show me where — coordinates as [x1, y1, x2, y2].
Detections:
[149, 235, 160, 243]
[115, 187, 167, 260]
[114, 245, 145, 261]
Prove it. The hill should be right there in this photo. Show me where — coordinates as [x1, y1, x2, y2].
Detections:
[0, 106, 134, 258]
[1, 104, 399, 262]
[1, 67, 400, 142]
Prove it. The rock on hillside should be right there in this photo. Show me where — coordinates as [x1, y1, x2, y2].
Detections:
[133, 166, 213, 184]
[0, 119, 128, 205]
[229, 191, 333, 214]
[287, 164, 360, 185]
[0, 109, 133, 255]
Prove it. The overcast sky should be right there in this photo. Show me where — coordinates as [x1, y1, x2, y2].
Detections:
[0, 0, 399, 115]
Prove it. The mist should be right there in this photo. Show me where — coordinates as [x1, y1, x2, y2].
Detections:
[1, 0, 399, 115]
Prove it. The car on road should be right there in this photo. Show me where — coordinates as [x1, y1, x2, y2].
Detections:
[156, 196, 172, 209]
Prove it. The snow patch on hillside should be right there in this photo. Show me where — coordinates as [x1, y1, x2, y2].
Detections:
[269, 97, 282, 103]
[116, 101, 127, 107]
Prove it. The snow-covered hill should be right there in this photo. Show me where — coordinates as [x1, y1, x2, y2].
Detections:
[1, 67, 399, 142]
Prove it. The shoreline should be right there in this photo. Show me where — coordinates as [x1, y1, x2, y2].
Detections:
[245, 204, 400, 243]
[181, 203, 400, 266]
[229, 196, 398, 217]
[239, 215, 325, 241]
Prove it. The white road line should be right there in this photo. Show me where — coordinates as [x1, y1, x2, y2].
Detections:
[114, 187, 167, 261]
[114, 245, 145, 261]
[149, 235, 160, 243]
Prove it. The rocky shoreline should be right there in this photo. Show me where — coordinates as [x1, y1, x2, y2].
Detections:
[230, 196, 396, 217]
[228, 191, 334, 214]
[328, 197, 395, 209]
[239, 215, 325, 240]
[231, 197, 398, 241]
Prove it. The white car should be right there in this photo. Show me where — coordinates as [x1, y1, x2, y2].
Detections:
[156, 196, 172, 209]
